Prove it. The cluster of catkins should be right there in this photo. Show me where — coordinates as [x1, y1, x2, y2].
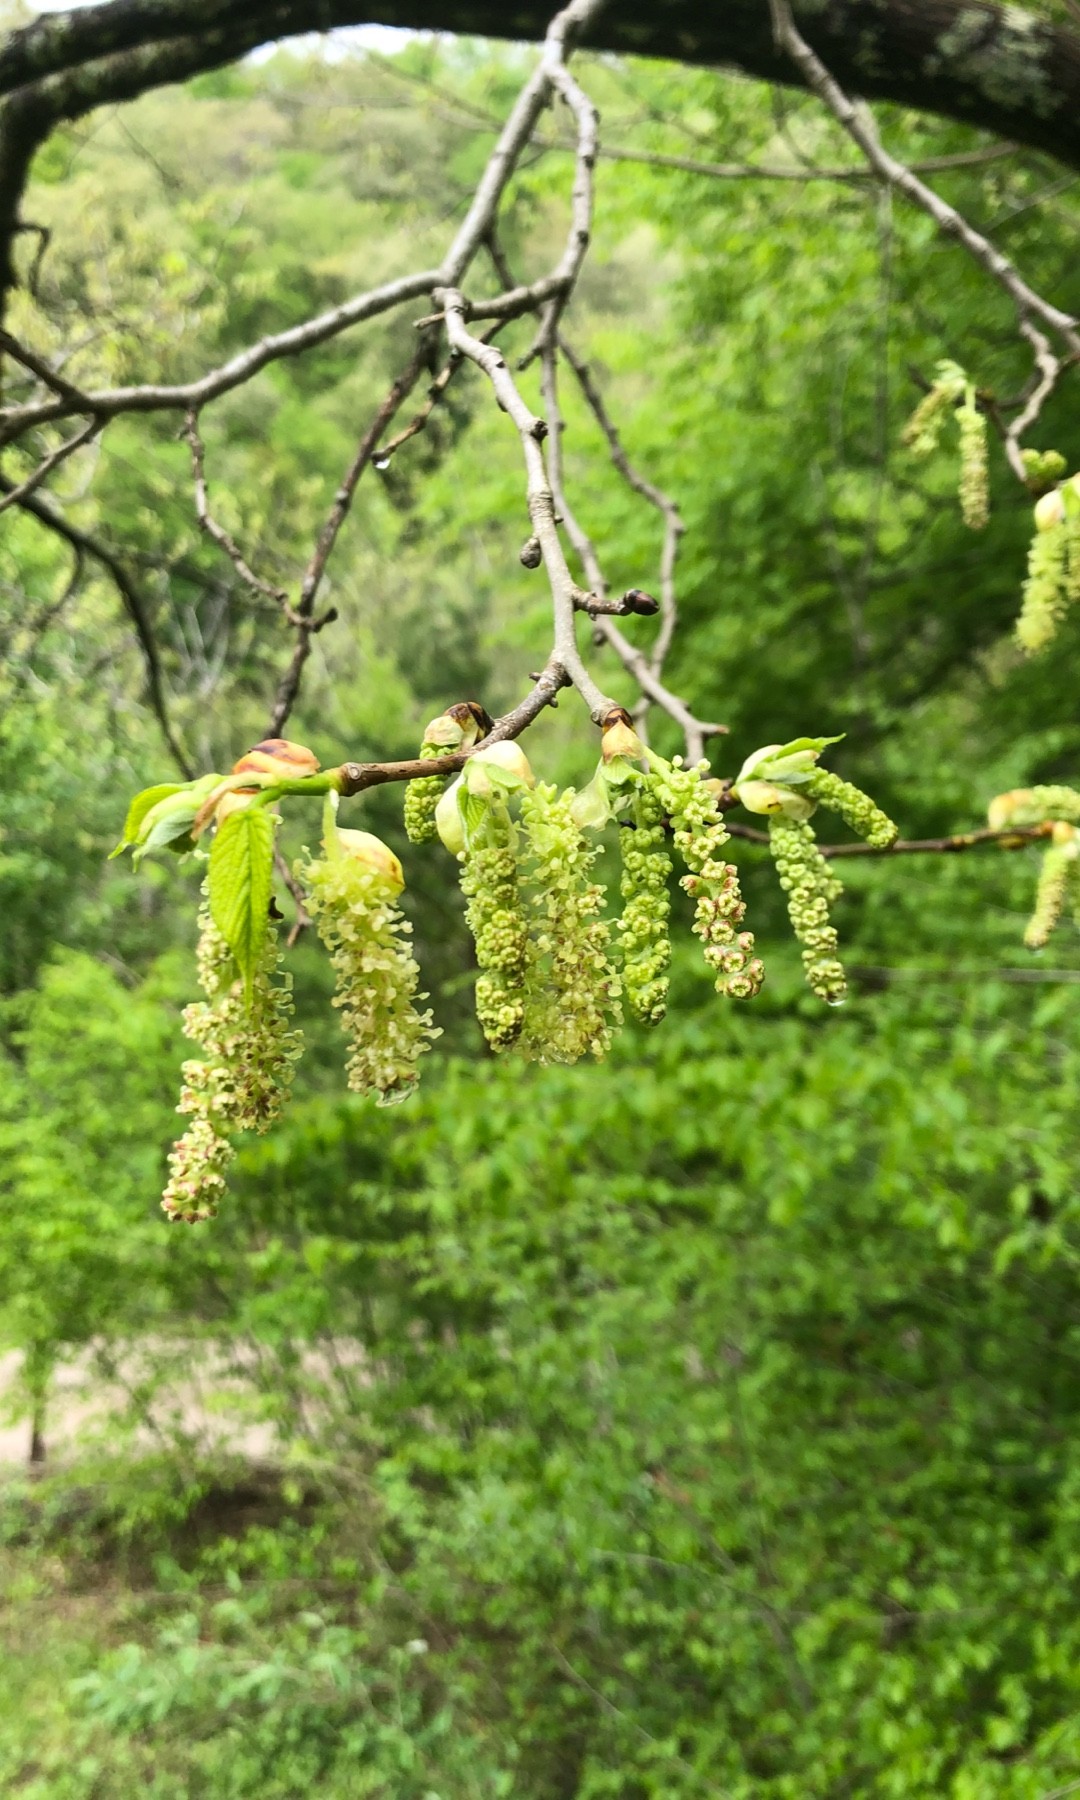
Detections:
[162, 902, 303, 1222]
[732, 738, 897, 1004]
[147, 719, 896, 1221]
[903, 359, 989, 532]
[1015, 459, 1080, 655]
[988, 785, 1080, 950]
[161, 743, 440, 1221]
[411, 710, 766, 1061]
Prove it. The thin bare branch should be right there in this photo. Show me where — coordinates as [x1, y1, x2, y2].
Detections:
[1, 473, 192, 775]
[539, 338, 724, 760]
[557, 334, 684, 678]
[439, 289, 613, 723]
[0, 268, 439, 444]
[266, 342, 435, 739]
[184, 411, 289, 608]
[724, 820, 1052, 857]
[538, 136, 1018, 186]
[0, 414, 99, 516]
[336, 661, 570, 795]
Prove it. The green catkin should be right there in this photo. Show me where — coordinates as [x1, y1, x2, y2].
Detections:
[649, 757, 764, 1000]
[1065, 507, 1080, 607]
[902, 379, 960, 456]
[301, 849, 439, 1103]
[162, 907, 303, 1223]
[461, 841, 529, 1051]
[768, 818, 847, 1004]
[1024, 843, 1073, 950]
[617, 784, 672, 1026]
[403, 742, 447, 845]
[801, 768, 898, 848]
[518, 783, 622, 1063]
[1017, 520, 1069, 654]
[957, 388, 989, 531]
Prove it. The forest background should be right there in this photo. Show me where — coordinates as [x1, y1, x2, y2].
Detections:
[3, 16, 1080, 1796]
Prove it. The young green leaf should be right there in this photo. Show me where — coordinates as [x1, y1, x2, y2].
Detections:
[208, 808, 276, 1000]
[110, 783, 186, 857]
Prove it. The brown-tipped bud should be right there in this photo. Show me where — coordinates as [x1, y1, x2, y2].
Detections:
[601, 716, 646, 764]
[623, 588, 660, 616]
[519, 535, 542, 569]
[232, 738, 320, 779]
[444, 701, 494, 748]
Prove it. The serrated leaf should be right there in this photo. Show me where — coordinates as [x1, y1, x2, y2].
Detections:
[208, 808, 276, 1001]
[110, 784, 185, 858]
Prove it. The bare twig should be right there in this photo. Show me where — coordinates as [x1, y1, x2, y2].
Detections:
[0, 413, 99, 516]
[0, 268, 440, 445]
[266, 341, 435, 739]
[439, 289, 613, 722]
[539, 338, 724, 760]
[184, 411, 289, 608]
[336, 661, 570, 795]
[538, 136, 1018, 187]
[1, 473, 192, 775]
[723, 820, 1052, 857]
[557, 334, 684, 679]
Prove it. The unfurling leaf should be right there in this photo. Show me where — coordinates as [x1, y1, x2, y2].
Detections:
[208, 807, 276, 1001]
[110, 783, 186, 857]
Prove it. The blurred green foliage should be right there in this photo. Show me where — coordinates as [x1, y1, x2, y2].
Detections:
[3, 28, 1080, 1798]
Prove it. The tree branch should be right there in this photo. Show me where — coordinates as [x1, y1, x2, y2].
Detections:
[4, 2, 1080, 172]
[768, 0, 1080, 479]
[0, 474, 193, 775]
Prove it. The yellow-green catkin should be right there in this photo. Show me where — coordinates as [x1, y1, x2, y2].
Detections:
[518, 783, 622, 1063]
[404, 742, 447, 845]
[802, 768, 897, 849]
[1025, 843, 1073, 950]
[1017, 520, 1069, 654]
[649, 757, 764, 1000]
[1065, 506, 1080, 607]
[902, 377, 961, 457]
[301, 851, 439, 1104]
[461, 841, 529, 1051]
[617, 784, 672, 1027]
[162, 908, 303, 1223]
[768, 818, 847, 1004]
[957, 387, 989, 531]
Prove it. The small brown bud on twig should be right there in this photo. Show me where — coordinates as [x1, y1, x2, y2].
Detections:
[623, 588, 660, 616]
[519, 535, 542, 569]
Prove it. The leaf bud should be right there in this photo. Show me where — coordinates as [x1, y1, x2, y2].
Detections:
[435, 776, 466, 854]
[232, 738, 320, 778]
[466, 741, 536, 792]
[336, 828, 405, 894]
[734, 779, 815, 821]
[519, 535, 543, 568]
[1035, 490, 1066, 533]
[601, 718, 646, 764]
